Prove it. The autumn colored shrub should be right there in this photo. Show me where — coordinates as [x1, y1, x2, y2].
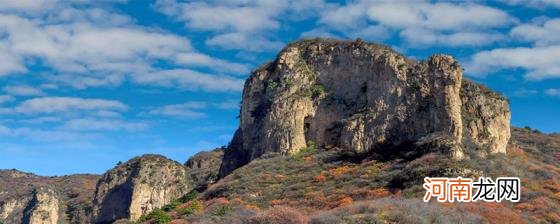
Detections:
[336, 196, 353, 207]
[328, 166, 355, 177]
[313, 174, 327, 182]
[247, 206, 308, 224]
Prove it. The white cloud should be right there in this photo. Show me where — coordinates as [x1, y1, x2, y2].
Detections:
[312, 1, 515, 47]
[467, 45, 560, 79]
[510, 18, 560, 46]
[0, 95, 15, 104]
[206, 32, 284, 52]
[501, 0, 560, 9]
[60, 118, 149, 131]
[12, 97, 128, 115]
[19, 116, 62, 124]
[144, 99, 239, 119]
[514, 89, 539, 97]
[400, 29, 505, 47]
[318, 2, 368, 29]
[367, 3, 515, 31]
[3, 85, 45, 96]
[175, 52, 249, 74]
[154, 0, 324, 52]
[545, 88, 560, 96]
[0, 2, 247, 90]
[133, 69, 244, 92]
[214, 99, 240, 110]
[145, 102, 207, 119]
[155, 1, 282, 33]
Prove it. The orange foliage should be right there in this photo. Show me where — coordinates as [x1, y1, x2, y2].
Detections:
[350, 188, 390, 199]
[335, 196, 353, 207]
[303, 156, 313, 161]
[270, 199, 285, 206]
[465, 202, 526, 224]
[248, 206, 308, 224]
[204, 197, 230, 208]
[314, 174, 327, 182]
[328, 166, 355, 177]
[304, 191, 327, 208]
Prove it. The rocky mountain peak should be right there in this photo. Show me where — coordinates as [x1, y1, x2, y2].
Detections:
[92, 154, 191, 223]
[220, 38, 511, 176]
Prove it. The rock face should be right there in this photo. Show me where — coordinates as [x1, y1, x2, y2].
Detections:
[24, 187, 60, 224]
[220, 38, 511, 176]
[0, 187, 59, 224]
[0, 170, 99, 224]
[185, 148, 224, 191]
[92, 155, 191, 223]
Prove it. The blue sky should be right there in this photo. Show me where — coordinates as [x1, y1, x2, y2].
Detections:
[0, 0, 559, 176]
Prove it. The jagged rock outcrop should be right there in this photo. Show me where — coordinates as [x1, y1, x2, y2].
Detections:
[185, 148, 224, 191]
[220, 38, 511, 176]
[0, 187, 59, 224]
[461, 79, 511, 156]
[0, 170, 99, 224]
[92, 155, 191, 223]
[24, 187, 60, 224]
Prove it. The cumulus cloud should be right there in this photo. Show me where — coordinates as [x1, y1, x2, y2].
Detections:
[400, 29, 505, 47]
[0, 95, 15, 104]
[510, 18, 560, 46]
[312, 1, 515, 47]
[134, 69, 244, 92]
[0, 1, 248, 90]
[60, 118, 149, 131]
[11, 97, 128, 115]
[3, 85, 45, 96]
[205, 32, 284, 52]
[145, 102, 208, 119]
[144, 99, 240, 119]
[367, 2, 515, 31]
[154, 0, 325, 52]
[466, 45, 560, 79]
[545, 88, 560, 96]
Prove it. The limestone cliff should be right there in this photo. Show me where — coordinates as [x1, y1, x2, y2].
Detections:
[220, 38, 511, 176]
[92, 155, 191, 223]
[185, 148, 224, 191]
[0, 170, 99, 224]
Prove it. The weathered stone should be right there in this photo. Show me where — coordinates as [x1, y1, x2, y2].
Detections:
[24, 187, 60, 224]
[220, 38, 511, 176]
[92, 155, 190, 223]
[0, 170, 98, 224]
[185, 148, 224, 191]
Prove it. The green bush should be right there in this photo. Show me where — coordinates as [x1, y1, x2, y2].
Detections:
[137, 209, 172, 224]
[213, 205, 235, 216]
[410, 80, 421, 91]
[311, 85, 325, 97]
[291, 142, 317, 160]
[177, 199, 203, 216]
[162, 198, 182, 211]
[267, 80, 278, 91]
[282, 78, 295, 88]
[179, 191, 199, 203]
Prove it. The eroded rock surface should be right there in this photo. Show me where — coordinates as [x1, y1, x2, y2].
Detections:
[92, 155, 190, 223]
[0, 169, 99, 224]
[220, 38, 511, 176]
[185, 148, 224, 191]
